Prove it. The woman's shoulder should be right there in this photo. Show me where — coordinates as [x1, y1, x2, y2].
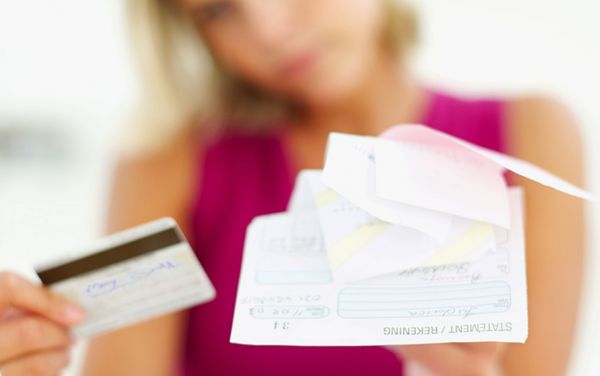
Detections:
[505, 95, 582, 148]
[504, 95, 583, 184]
[107, 125, 201, 234]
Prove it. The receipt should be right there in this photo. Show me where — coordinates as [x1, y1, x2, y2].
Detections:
[232, 124, 594, 346]
[293, 170, 496, 282]
[230, 188, 527, 345]
[323, 125, 594, 236]
[321, 134, 454, 242]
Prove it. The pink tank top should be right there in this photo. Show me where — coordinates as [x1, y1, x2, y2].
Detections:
[182, 90, 506, 375]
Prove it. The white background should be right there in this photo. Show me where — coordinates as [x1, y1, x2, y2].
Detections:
[0, 0, 598, 374]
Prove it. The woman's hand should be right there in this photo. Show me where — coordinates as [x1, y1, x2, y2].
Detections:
[389, 342, 505, 376]
[0, 272, 85, 376]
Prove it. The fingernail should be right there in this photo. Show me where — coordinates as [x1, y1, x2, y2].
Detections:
[62, 305, 85, 324]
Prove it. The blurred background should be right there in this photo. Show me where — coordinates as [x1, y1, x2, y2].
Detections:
[0, 0, 598, 374]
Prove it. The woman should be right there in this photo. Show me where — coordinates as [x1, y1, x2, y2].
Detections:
[0, 0, 585, 375]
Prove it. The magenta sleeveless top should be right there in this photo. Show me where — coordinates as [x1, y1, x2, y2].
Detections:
[182, 90, 507, 375]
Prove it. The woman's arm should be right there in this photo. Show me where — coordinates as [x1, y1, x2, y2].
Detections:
[389, 96, 586, 376]
[501, 96, 585, 375]
[82, 127, 201, 376]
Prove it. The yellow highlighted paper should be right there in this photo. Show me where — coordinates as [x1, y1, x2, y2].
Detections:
[315, 189, 340, 208]
[328, 221, 390, 270]
[423, 222, 494, 266]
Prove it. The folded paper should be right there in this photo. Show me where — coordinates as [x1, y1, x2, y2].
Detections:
[231, 124, 594, 346]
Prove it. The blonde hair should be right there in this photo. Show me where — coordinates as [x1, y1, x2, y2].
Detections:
[121, 0, 418, 154]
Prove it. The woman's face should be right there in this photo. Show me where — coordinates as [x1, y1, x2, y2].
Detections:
[180, 0, 388, 107]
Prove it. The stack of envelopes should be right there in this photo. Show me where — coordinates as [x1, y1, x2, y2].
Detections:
[230, 124, 594, 346]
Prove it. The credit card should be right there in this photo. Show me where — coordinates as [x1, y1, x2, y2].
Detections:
[35, 217, 215, 338]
